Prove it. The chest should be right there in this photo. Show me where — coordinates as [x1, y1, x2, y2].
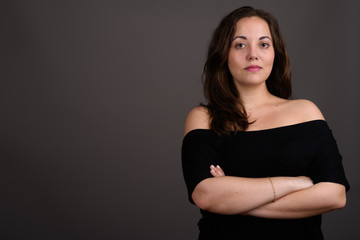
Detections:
[216, 132, 318, 177]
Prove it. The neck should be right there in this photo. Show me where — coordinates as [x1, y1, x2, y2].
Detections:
[236, 83, 273, 111]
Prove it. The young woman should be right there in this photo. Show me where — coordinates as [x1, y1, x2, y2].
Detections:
[182, 6, 350, 240]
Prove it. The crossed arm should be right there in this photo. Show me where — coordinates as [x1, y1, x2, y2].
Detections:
[192, 165, 346, 219]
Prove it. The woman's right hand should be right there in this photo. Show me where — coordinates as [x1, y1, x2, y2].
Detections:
[210, 165, 225, 177]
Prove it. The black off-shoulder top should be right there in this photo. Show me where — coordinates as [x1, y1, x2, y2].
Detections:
[181, 120, 350, 240]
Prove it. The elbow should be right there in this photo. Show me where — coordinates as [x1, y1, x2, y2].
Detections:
[333, 192, 347, 210]
[328, 186, 347, 210]
[192, 180, 226, 212]
[317, 182, 347, 211]
[193, 196, 211, 211]
[191, 178, 235, 214]
[193, 193, 229, 213]
[192, 183, 212, 211]
[192, 184, 231, 214]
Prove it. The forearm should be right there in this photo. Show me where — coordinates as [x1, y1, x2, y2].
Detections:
[245, 182, 346, 219]
[192, 176, 311, 215]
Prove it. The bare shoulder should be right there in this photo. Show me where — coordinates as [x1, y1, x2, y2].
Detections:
[184, 106, 211, 136]
[289, 99, 325, 122]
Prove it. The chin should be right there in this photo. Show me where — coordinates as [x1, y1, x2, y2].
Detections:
[235, 77, 267, 86]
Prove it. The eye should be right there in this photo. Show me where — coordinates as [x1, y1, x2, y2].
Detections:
[235, 43, 245, 48]
[260, 43, 270, 48]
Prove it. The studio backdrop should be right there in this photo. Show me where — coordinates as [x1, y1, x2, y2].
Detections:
[1, 0, 359, 239]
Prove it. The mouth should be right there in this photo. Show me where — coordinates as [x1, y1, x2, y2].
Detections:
[245, 65, 262, 72]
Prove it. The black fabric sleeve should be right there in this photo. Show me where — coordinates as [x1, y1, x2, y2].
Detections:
[308, 124, 350, 191]
[181, 129, 220, 204]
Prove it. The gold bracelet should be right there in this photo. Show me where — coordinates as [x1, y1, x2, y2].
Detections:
[268, 177, 276, 202]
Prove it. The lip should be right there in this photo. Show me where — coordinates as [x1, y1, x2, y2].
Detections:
[245, 65, 262, 72]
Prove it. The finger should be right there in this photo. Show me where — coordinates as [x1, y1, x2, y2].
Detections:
[210, 165, 224, 177]
[216, 165, 225, 176]
[210, 169, 217, 177]
[210, 165, 216, 176]
[210, 165, 221, 177]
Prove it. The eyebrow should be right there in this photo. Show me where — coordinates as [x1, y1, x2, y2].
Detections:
[232, 36, 272, 41]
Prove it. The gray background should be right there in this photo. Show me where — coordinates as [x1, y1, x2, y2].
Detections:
[1, 0, 359, 239]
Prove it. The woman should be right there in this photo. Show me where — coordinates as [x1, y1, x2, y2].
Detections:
[181, 6, 350, 240]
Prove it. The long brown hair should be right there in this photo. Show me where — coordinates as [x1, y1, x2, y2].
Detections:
[203, 6, 292, 135]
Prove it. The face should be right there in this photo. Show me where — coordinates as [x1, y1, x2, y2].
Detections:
[228, 17, 275, 90]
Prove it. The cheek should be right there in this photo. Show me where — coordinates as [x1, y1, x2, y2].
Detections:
[227, 52, 234, 65]
[228, 53, 243, 69]
[227, 59, 240, 78]
[267, 51, 275, 65]
[227, 55, 235, 72]
[261, 53, 274, 70]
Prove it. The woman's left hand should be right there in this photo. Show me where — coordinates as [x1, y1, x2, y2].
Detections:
[210, 165, 225, 177]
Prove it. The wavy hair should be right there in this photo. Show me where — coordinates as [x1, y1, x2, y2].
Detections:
[203, 6, 292, 135]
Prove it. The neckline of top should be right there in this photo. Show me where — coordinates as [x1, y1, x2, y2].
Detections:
[185, 119, 327, 137]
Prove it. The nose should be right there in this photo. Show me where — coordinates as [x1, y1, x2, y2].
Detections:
[247, 46, 258, 61]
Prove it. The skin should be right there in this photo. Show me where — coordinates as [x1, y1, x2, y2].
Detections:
[184, 17, 346, 218]
[210, 165, 346, 218]
[228, 17, 275, 90]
